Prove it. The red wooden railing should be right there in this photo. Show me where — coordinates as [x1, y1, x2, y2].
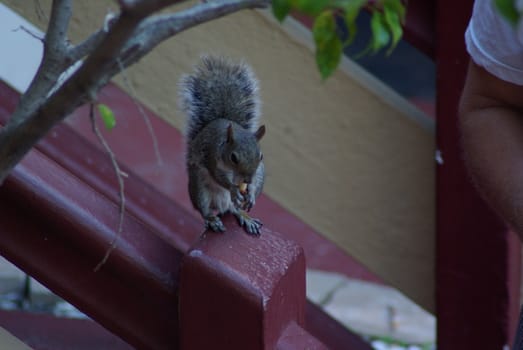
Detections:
[0, 1, 521, 348]
[0, 80, 371, 349]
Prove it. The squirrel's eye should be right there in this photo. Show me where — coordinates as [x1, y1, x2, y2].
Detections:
[230, 152, 239, 165]
[259, 153, 263, 161]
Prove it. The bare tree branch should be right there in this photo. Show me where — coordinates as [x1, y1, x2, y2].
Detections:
[10, 0, 73, 128]
[118, 0, 183, 14]
[143, 0, 270, 53]
[68, 10, 121, 63]
[65, 0, 270, 83]
[0, 0, 269, 184]
[81, 0, 271, 94]
[68, 24, 107, 63]
[46, 0, 72, 56]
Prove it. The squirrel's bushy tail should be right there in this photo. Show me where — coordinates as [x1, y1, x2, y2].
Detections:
[179, 55, 261, 140]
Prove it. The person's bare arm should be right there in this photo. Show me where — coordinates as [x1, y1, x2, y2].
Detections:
[459, 61, 523, 238]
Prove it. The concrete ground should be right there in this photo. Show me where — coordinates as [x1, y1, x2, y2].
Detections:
[307, 269, 435, 349]
[0, 256, 435, 349]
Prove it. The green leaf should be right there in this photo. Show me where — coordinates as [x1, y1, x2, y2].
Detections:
[344, 19, 358, 46]
[313, 11, 343, 79]
[272, 0, 291, 21]
[494, 0, 520, 26]
[370, 11, 390, 53]
[383, 0, 406, 22]
[383, 1, 403, 54]
[292, 0, 331, 16]
[344, 0, 367, 23]
[313, 10, 337, 43]
[316, 36, 343, 79]
[341, 0, 366, 45]
[97, 103, 116, 130]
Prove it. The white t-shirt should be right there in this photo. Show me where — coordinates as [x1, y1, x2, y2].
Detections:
[465, 0, 523, 85]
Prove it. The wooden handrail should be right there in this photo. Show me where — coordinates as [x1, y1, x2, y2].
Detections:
[179, 215, 311, 349]
[0, 310, 132, 350]
[0, 128, 185, 349]
[0, 81, 372, 349]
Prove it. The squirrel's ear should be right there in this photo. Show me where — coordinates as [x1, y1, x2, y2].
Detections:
[254, 125, 266, 141]
[227, 123, 234, 143]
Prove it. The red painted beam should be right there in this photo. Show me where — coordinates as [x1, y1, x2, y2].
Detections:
[435, 1, 521, 348]
[0, 135, 183, 349]
[305, 302, 373, 350]
[0, 310, 132, 350]
[276, 322, 326, 349]
[0, 83, 195, 349]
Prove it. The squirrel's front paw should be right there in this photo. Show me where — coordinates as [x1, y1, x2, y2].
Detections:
[234, 210, 262, 236]
[230, 186, 245, 208]
[205, 216, 226, 232]
[242, 191, 256, 212]
[237, 183, 256, 211]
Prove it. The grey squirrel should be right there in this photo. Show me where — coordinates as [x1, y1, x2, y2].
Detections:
[179, 56, 266, 235]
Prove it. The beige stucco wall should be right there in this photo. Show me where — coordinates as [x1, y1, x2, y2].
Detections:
[5, 1, 435, 312]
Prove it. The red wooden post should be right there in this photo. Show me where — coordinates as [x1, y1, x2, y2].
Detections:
[435, 0, 521, 348]
[179, 215, 325, 350]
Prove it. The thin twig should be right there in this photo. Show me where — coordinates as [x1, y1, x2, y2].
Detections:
[89, 103, 126, 272]
[116, 59, 163, 165]
[33, 0, 47, 22]
[12, 26, 45, 42]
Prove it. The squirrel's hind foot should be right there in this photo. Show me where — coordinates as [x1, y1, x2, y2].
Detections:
[234, 210, 262, 236]
[205, 216, 226, 233]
